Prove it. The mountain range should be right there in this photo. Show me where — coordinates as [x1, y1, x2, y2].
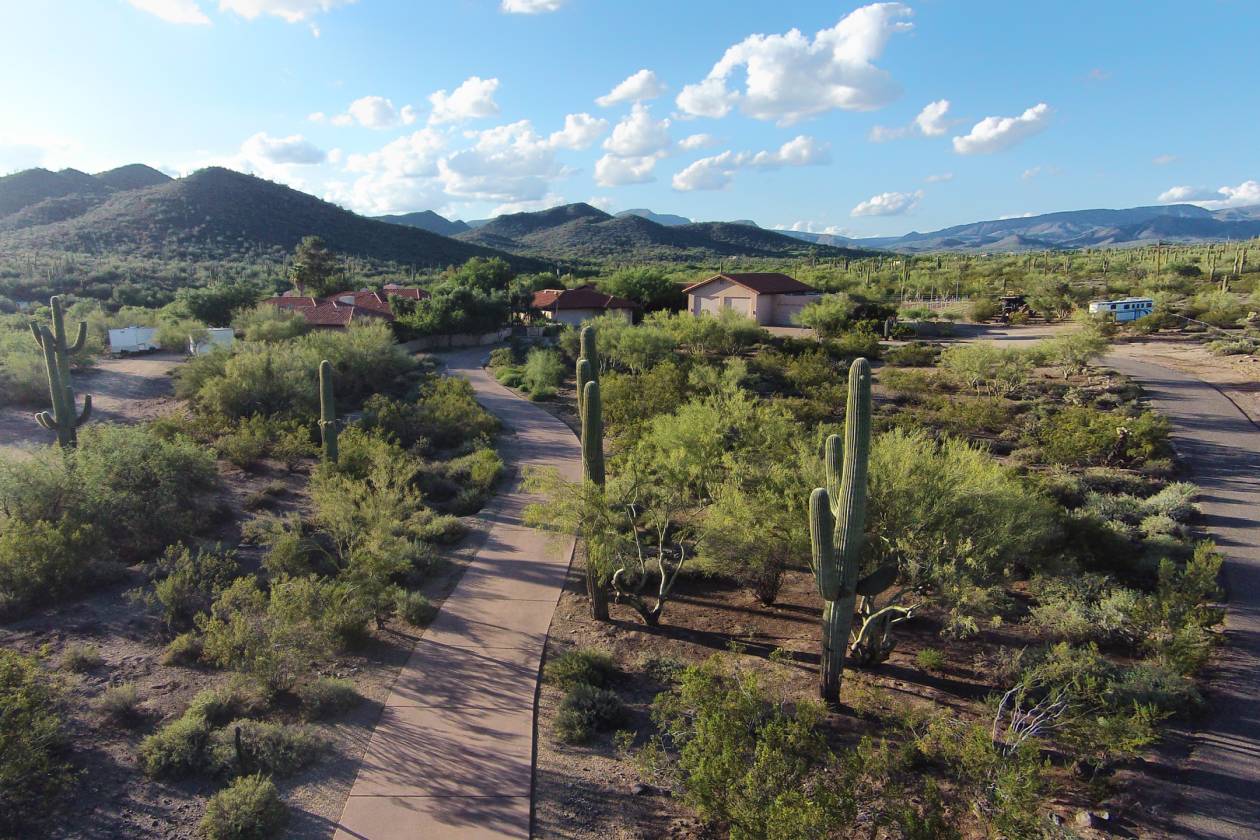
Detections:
[0, 166, 529, 268]
[776, 204, 1260, 252]
[442, 203, 866, 263]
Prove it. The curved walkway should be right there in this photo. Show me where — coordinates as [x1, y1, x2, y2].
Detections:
[333, 346, 580, 840]
[1103, 355, 1260, 839]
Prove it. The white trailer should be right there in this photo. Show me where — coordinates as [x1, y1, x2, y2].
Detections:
[188, 327, 235, 356]
[108, 326, 160, 353]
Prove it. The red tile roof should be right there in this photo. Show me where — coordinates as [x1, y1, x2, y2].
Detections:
[262, 286, 428, 327]
[531, 285, 638, 312]
[683, 272, 815, 295]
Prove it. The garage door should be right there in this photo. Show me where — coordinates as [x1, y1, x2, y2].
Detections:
[698, 296, 722, 316]
[723, 297, 751, 316]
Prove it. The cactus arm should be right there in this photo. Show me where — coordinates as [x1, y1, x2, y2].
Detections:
[576, 358, 592, 419]
[35, 412, 55, 431]
[76, 393, 92, 426]
[69, 320, 87, 353]
[579, 325, 600, 378]
[833, 358, 872, 594]
[318, 359, 338, 463]
[809, 487, 840, 600]
[580, 380, 605, 486]
[29, 321, 44, 348]
[855, 562, 897, 597]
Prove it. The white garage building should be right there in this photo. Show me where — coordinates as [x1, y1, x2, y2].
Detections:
[684, 272, 820, 327]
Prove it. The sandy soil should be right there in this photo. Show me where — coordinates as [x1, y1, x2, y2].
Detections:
[0, 352, 185, 456]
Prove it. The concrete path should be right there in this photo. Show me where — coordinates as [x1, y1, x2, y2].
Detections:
[1104, 355, 1260, 839]
[333, 347, 580, 840]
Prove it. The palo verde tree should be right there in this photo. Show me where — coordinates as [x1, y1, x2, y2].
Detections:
[807, 358, 896, 703]
[30, 296, 91, 447]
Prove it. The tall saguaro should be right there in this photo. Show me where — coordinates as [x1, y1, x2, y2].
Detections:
[30, 296, 91, 447]
[577, 326, 610, 621]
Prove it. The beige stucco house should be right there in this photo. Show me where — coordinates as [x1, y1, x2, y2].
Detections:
[684, 272, 820, 327]
[531, 285, 638, 326]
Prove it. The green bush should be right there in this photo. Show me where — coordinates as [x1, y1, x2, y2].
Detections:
[545, 648, 615, 689]
[555, 684, 625, 744]
[296, 677, 361, 720]
[61, 643, 103, 672]
[0, 649, 74, 835]
[152, 544, 241, 631]
[830, 327, 882, 359]
[1034, 405, 1171, 466]
[522, 347, 565, 397]
[139, 713, 211, 778]
[216, 417, 271, 469]
[206, 719, 322, 778]
[0, 517, 105, 617]
[915, 648, 947, 671]
[393, 589, 436, 627]
[198, 774, 289, 840]
[414, 376, 499, 449]
[162, 631, 204, 666]
[97, 683, 143, 725]
[186, 680, 271, 727]
[884, 342, 938, 367]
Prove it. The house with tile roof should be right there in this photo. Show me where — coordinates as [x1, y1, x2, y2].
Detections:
[530, 284, 638, 326]
[683, 272, 820, 327]
[262, 284, 429, 329]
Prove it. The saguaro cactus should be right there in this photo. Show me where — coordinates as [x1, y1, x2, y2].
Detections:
[807, 358, 894, 703]
[318, 360, 338, 463]
[577, 327, 610, 620]
[34, 324, 91, 447]
[30, 294, 88, 397]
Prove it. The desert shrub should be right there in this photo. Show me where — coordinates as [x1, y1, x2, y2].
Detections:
[1042, 328, 1108, 377]
[519, 347, 564, 395]
[233, 305, 310, 343]
[599, 362, 689, 440]
[867, 429, 1060, 584]
[878, 367, 944, 397]
[0, 517, 104, 616]
[830, 327, 882, 359]
[61, 643, 103, 672]
[545, 648, 615, 690]
[139, 713, 210, 778]
[884, 342, 938, 367]
[198, 774, 289, 840]
[607, 325, 675, 373]
[487, 346, 517, 368]
[1033, 405, 1170, 466]
[187, 680, 271, 727]
[199, 576, 341, 691]
[0, 649, 73, 834]
[393, 589, 435, 626]
[360, 393, 429, 450]
[206, 719, 322, 778]
[915, 648, 946, 671]
[414, 376, 499, 449]
[152, 544, 241, 630]
[97, 683, 144, 725]
[296, 677, 361, 720]
[162, 632, 203, 666]
[271, 425, 318, 470]
[794, 293, 855, 337]
[1207, 336, 1259, 356]
[646, 309, 765, 355]
[71, 424, 220, 560]
[1026, 575, 1141, 644]
[438, 447, 504, 513]
[969, 297, 999, 321]
[216, 417, 271, 468]
[1110, 661, 1202, 713]
[555, 684, 625, 744]
[244, 514, 326, 579]
[939, 343, 1034, 396]
[647, 657, 856, 838]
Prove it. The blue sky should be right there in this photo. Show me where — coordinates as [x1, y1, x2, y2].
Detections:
[2, 1, 1257, 237]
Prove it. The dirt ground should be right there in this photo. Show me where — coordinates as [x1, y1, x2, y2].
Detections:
[0, 351, 184, 456]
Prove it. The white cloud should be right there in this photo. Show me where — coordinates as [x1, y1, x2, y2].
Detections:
[128, 0, 211, 24]
[241, 132, 326, 165]
[678, 133, 717, 150]
[1158, 180, 1260, 209]
[349, 96, 406, 129]
[675, 2, 914, 125]
[1022, 166, 1042, 180]
[308, 111, 327, 123]
[548, 113, 608, 150]
[952, 103, 1051, 155]
[672, 135, 829, 191]
[603, 103, 671, 158]
[438, 120, 566, 202]
[595, 154, 659, 187]
[586, 196, 616, 212]
[1153, 154, 1178, 166]
[851, 189, 922, 216]
[217, 0, 354, 23]
[775, 220, 854, 236]
[325, 128, 449, 214]
[867, 124, 908, 142]
[0, 131, 81, 172]
[491, 193, 568, 216]
[501, 0, 566, 13]
[914, 99, 951, 136]
[428, 76, 500, 125]
[924, 172, 953, 183]
[596, 69, 666, 107]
